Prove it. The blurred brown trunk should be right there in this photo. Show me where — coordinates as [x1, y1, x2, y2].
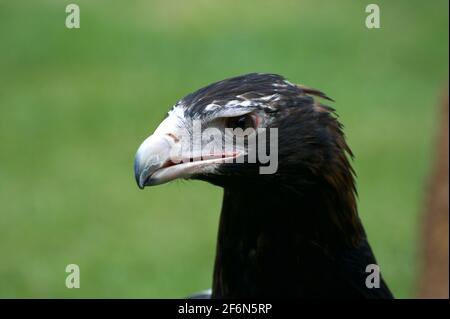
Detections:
[418, 90, 449, 298]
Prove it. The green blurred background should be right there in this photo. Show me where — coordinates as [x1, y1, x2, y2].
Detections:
[0, 0, 448, 298]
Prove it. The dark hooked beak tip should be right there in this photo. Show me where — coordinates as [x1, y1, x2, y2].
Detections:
[137, 179, 145, 190]
[134, 157, 146, 190]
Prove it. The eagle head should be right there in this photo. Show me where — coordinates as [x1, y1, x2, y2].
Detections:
[134, 73, 353, 195]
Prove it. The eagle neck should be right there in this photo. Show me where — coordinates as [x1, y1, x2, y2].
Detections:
[211, 183, 362, 298]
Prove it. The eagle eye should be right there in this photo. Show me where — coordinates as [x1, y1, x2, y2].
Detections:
[225, 114, 255, 131]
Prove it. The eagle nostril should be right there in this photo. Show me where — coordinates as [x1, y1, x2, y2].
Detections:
[166, 133, 180, 143]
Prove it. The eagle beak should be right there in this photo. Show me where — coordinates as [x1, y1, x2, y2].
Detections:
[135, 111, 243, 189]
[134, 130, 242, 189]
[134, 134, 177, 189]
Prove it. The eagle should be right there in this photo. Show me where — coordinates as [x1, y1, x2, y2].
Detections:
[134, 73, 393, 298]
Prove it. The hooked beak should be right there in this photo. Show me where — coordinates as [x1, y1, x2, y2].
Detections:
[134, 134, 175, 189]
[134, 132, 240, 189]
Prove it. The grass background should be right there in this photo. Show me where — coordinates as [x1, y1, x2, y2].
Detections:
[0, 0, 448, 298]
